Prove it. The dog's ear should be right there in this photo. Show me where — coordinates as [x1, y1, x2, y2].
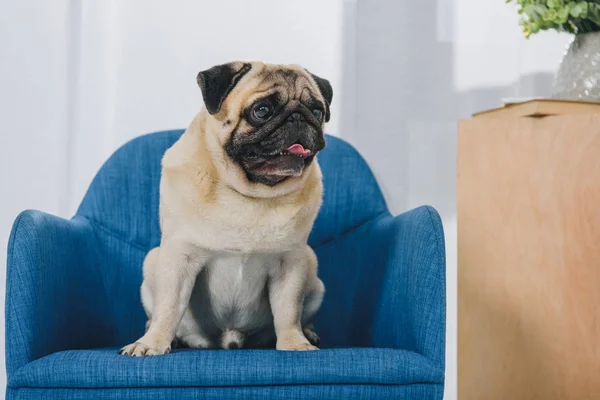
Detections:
[197, 62, 252, 115]
[306, 71, 333, 122]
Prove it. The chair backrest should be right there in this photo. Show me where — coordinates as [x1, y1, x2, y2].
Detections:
[77, 130, 389, 344]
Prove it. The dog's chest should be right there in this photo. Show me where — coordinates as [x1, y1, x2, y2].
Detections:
[186, 202, 305, 252]
[199, 252, 277, 331]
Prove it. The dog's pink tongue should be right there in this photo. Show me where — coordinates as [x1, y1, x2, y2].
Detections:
[285, 144, 311, 158]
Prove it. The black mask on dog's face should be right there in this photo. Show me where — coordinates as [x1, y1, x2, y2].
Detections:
[197, 62, 333, 186]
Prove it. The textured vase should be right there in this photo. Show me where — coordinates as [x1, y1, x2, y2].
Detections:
[553, 31, 600, 101]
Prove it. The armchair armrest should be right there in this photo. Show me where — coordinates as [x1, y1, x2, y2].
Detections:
[316, 206, 445, 368]
[6, 211, 114, 375]
[371, 206, 445, 368]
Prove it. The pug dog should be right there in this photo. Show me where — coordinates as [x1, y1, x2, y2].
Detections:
[118, 61, 331, 356]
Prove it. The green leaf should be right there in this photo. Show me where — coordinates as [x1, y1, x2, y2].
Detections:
[524, 4, 539, 18]
[534, 5, 549, 15]
[544, 8, 559, 21]
[547, 0, 561, 8]
[570, 2, 590, 18]
[507, 0, 600, 38]
[580, 1, 590, 17]
[524, 4, 548, 20]
[558, 6, 570, 23]
[587, 3, 600, 24]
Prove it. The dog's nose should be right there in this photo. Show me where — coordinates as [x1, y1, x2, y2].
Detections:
[287, 112, 305, 124]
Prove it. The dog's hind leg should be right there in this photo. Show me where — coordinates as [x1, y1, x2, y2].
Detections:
[302, 276, 325, 325]
[301, 248, 325, 347]
[176, 310, 215, 349]
[301, 277, 324, 347]
[140, 247, 160, 321]
[178, 333, 213, 349]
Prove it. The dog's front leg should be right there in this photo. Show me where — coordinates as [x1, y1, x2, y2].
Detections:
[269, 248, 318, 351]
[119, 241, 205, 356]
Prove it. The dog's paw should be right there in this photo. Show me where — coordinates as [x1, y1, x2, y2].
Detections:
[303, 327, 320, 347]
[118, 341, 171, 357]
[179, 333, 214, 349]
[276, 333, 319, 351]
[277, 341, 319, 351]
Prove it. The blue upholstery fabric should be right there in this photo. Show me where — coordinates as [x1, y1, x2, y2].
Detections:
[5, 130, 446, 399]
[10, 347, 442, 388]
[7, 384, 444, 400]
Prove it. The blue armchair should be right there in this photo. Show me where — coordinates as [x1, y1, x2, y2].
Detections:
[6, 131, 446, 399]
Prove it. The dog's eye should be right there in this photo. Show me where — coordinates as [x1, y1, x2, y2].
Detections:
[252, 102, 272, 120]
[312, 109, 323, 121]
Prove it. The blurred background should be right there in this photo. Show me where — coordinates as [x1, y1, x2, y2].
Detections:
[0, 0, 574, 398]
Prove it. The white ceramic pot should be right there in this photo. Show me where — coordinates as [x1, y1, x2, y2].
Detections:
[553, 31, 600, 100]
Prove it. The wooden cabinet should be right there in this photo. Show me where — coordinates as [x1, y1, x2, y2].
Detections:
[458, 100, 600, 400]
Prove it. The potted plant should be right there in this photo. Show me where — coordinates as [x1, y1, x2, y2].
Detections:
[508, 0, 600, 100]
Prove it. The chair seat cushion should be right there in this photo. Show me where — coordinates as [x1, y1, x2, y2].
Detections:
[9, 347, 443, 389]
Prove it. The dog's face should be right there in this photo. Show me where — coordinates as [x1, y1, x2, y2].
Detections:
[197, 62, 332, 188]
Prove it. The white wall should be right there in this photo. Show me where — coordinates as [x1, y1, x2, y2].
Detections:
[0, 1, 72, 391]
[0, 0, 574, 397]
